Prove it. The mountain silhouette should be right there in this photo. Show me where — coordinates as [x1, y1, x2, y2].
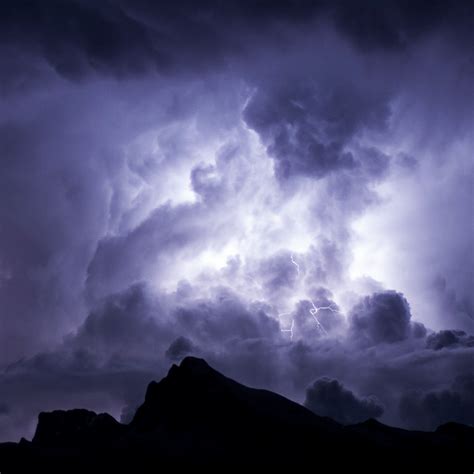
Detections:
[0, 357, 472, 470]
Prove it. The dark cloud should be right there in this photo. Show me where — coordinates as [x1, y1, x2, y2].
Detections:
[1, 1, 472, 81]
[174, 288, 280, 344]
[258, 252, 299, 292]
[327, 0, 474, 50]
[243, 81, 390, 181]
[166, 336, 198, 362]
[0, 282, 284, 440]
[349, 291, 425, 346]
[412, 322, 428, 339]
[1, 278, 474, 441]
[400, 374, 474, 430]
[0, 1, 326, 80]
[304, 377, 384, 424]
[69, 284, 169, 362]
[426, 330, 474, 351]
[0, 0, 160, 79]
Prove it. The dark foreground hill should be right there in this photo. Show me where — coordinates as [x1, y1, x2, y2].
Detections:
[0, 357, 472, 470]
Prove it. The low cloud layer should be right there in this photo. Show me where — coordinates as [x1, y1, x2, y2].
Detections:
[0, 283, 472, 440]
[426, 330, 474, 351]
[304, 377, 384, 424]
[400, 374, 474, 430]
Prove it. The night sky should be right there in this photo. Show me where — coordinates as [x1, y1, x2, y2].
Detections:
[0, 0, 473, 441]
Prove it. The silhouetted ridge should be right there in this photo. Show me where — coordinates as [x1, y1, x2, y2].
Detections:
[0, 357, 472, 469]
[131, 356, 333, 434]
[33, 409, 124, 447]
[178, 356, 216, 373]
[435, 421, 474, 442]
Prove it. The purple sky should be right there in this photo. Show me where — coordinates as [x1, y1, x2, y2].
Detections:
[0, 0, 473, 440]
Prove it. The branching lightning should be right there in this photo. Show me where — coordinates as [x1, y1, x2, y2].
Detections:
[280, 254, 338, 338]
[308, 300, 338, 335]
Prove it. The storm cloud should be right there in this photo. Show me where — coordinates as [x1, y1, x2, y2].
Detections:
[0, 0, 473, 442]
[426, 330, 474, 351]
[304, 377, 384, 424]
[349, 291, 426, 346]
[400, 374, 474, 430]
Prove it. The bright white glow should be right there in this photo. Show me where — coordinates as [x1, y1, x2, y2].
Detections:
[152, 124, 321, 293]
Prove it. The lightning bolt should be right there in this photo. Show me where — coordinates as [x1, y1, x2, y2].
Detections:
[279, 255, 299, 340]
[290, 254, 300, 276]
[280, 254, 337, 338]
[308, 300, 338, 335]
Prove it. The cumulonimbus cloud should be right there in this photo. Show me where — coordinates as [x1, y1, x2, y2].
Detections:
[0, 0, 473, 443]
